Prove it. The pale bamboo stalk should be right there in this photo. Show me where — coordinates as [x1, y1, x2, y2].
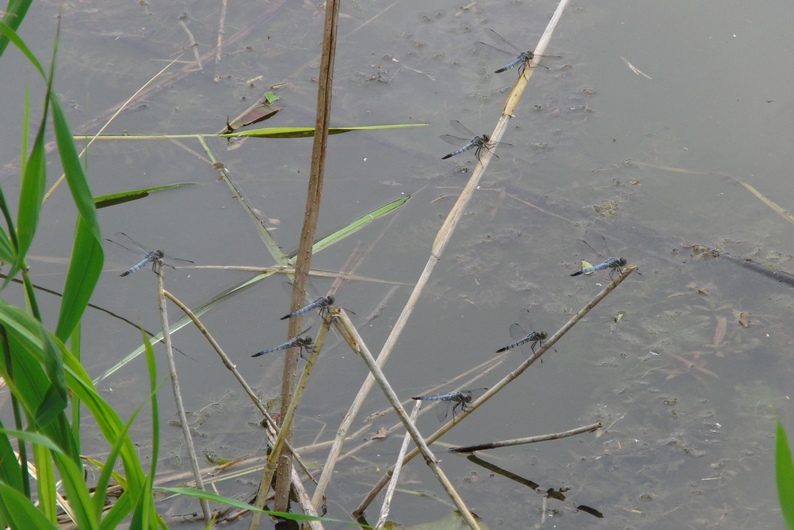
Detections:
[312, 0, 573, 510]
[375, 400, 422, 529]
[449, 421, 602, 453]
[156, 266, 211, 523]
[353, 265, 635, 516]
[333, 312, 481, 530]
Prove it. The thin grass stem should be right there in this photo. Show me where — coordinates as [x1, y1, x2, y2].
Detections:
[156, 264, 211, 523]
[375, 400, 422, 529]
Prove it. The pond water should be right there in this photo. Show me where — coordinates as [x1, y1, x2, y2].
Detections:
[1, 0, 794, 528]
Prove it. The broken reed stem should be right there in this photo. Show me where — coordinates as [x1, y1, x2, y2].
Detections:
[333, 312, 481, 530]
[449, 421, 602, 453]
[311, 0, 573, 510]
[161, 289, 317, 485]
[267, 0, 341, 516]
[353, 265, 636, 516]
[376, 400, 423, 530]
[156, 267, 211, 524]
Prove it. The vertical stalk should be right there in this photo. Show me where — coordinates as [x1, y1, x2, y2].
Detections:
[157, 265, 211, 523]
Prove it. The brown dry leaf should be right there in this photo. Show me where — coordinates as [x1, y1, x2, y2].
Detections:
[737, 311, 752, 327]
[371, 426, 389, 440]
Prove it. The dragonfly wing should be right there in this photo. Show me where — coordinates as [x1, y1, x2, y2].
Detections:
[440, 134, 472, 147]
[449, 120, 476, 138]
[483, 28, 524, 54]
[114, 232, 150, 253]
[492, 140, 513, 149]
[474, 40, 515, 57]
[435, 400, 451, 422]
[160, 254, 194, 268]
[508, 322, 528, 342]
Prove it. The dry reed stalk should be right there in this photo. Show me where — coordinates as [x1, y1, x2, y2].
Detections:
[156, 266, 211, 523]
[353, 265, 636, 515]
[449, 421, 602, 453]
[375, 400, 422, 529]
[333, 312, 482, 530]
[262, 0, 342, 517]
[312, 0, 574, 512]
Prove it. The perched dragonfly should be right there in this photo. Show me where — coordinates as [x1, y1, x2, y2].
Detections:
[411, 388, 488, 422]
[475, 28, 559, 75]
[570, 257, 628, 278]
[440, 120, 512, 160]
[496, 308, 548, 357]
[252, 327, 313, 358]
[105, 232, 194, 277]
[570, 238, 627, 279]
[280, 295, 335, 320]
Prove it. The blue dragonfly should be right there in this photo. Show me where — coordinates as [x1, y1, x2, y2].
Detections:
[475, 28, 559, 75]
[440, 120, 512, 161]
[411, 388, 488, 422]
[252, 327, 313, 358]
[570, 238, 627, 279]
[496, 307, 548, 357]
[281, 295, 335, 320]
[105, 232, 193, 277]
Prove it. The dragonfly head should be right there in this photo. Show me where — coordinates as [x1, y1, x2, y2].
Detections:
[616, 258, 628, 267]
[538, 331, 548, 341]
[326, 295, 335, 305]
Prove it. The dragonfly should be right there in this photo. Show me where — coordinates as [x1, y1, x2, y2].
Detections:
[105, 232, 194, 277]
[252, 327, 313, 358]
[440, 120, 512, 160]
[570, 238, 627, 279]
[280, 295, 335, 320]
[475, 28, 559, 75]
[496, 307, 548, 357]
[411, 388, 488, 422]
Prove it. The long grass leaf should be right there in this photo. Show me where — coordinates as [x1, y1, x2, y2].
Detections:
[0, 482, 58, 530]
[221, 123, 427, 138]
[94, 183, 196, 209]
[52, 451, 98, 530]
[0, 422, 23, 491]
[34, 329, 68, 431]
[91, 410, 139, 520]
[15, 117, 47, 265]
[0, 18, 43, 74]
[32, 443, 57, 523]
[306, 196, 409, 258]
[777, 421, 794, 529]
[54, 218, 103, 341]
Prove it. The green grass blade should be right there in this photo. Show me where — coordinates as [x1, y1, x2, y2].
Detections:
[15, 115, 47, 266]
[94, 273, 270, 383]
[307, 195, 409, 257]
[0, 421, 23, 491]
[54, 218, 104, 341]
[0, 481, 58, 530]
[94, 183, 196, 209]
[777, 421, 794, 529]
[32, 443, 56, 523]
[33, 328, 68, 429]
[0, 16, 43, 74]
[220, 123, 427, 138]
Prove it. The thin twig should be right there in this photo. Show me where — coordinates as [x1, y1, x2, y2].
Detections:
[178, 19, 202, 71]
[215, 0, 228, 65]
[376, 400, 422, 529]
[353, 265, 635, 516]
[156, 265, 211, 523]
[449, 421, 602, 453]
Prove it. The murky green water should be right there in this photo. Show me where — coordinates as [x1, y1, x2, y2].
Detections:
[1, 0, 793, 528]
